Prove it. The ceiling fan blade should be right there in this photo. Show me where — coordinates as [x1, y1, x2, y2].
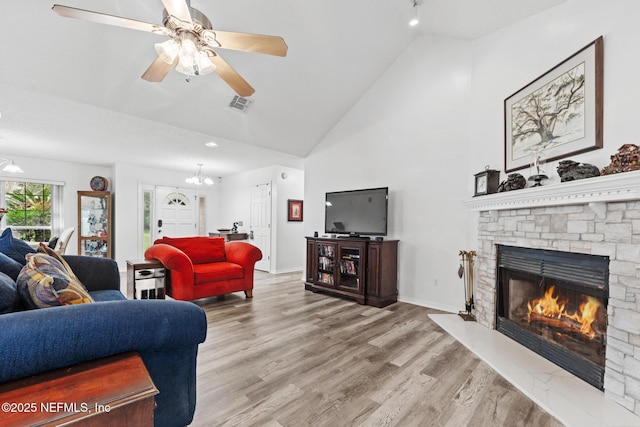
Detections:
[141, 56, 177, 82]
[161, 0, 192, 24]
[208, 54, 255, 97]
[52, 5, 168, 35]
[207, 31, 288, 57]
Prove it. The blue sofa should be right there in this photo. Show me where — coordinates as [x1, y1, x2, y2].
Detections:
[0, 255, 208, 427]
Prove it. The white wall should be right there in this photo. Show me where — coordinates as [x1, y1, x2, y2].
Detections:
[2, 153, 300, 274]
[218, 165, 305, 273]
[468, 0, 640, 241]
[273, 166, 305, 273]
[0, 154, 111, 255]
[469, 0, 640, 181]
[305, 0, 640, 313]
[305, 36, 473, 312]
[112, 162, 219, 269]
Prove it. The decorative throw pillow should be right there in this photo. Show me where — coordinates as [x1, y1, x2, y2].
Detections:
[0, 252, 22, 281]
[0, 271, 22, 314]
[159, 236, 226, 264]
[0, 228, 36, 265]
[16, 252, 93, 309]
[37, 243, 86, 284]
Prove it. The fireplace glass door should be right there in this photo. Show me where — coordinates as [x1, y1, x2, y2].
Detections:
[496, 245, 609, 389]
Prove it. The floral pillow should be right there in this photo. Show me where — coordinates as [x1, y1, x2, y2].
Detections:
[16, 252, 93, 309]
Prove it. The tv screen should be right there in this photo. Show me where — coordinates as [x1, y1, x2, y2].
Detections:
[325, 187, 388, 236]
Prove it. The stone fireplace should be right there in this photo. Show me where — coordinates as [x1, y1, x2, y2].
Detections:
[465, 170, 640, 415]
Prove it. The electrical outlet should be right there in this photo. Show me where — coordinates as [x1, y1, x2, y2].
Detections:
[433, 279, 439, 287]
[237, 221, 243, 226]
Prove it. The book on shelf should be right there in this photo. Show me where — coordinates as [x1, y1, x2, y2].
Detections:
[318, 272, 334, 284]
[319, 256, 334, 270]
[340, 260, 357, 275]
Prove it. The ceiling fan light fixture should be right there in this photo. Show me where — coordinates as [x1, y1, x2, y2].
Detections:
[196, 51, 216, 75]
[176, 48, 216, 76]
[179, 34, 198, 58]
[155, 38, 180, 64]
[176, 56, 197, 75]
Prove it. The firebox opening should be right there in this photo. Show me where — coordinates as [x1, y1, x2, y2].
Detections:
[496, 245, 609, 390]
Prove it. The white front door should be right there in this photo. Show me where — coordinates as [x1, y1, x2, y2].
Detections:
[154, 186, 197, 241]
[251, 183, 271, 272]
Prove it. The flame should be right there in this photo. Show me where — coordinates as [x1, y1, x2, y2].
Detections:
[527, 285, 601, 339]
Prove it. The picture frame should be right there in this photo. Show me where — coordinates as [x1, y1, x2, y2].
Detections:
[504, 36, 603, 173]
[288, 199, 303, 222]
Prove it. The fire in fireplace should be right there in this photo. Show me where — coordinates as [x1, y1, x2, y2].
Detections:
[496, 245, 609, 390]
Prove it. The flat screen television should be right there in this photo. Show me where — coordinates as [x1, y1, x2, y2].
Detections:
[325, 187, 388, 237]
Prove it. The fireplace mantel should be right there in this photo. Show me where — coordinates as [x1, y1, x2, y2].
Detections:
[463, 170, 640, 216]
[469, 177, 640, 415]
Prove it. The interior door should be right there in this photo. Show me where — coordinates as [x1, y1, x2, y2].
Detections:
[153, 186, 197, 241]
[251, 183, 272, 272]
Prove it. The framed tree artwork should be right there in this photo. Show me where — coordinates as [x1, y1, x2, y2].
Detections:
[288, 199, 303, 221]
[504, 36, 603, 172]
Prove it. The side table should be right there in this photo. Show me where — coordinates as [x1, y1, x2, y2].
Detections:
[0, 352, 158, 426]
[126, 259, 165, 300]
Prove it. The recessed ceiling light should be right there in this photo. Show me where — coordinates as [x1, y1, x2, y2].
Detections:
[205, 142, 218, 147]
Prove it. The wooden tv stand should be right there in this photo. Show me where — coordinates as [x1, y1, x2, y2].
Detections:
[305, 237, 398, 307]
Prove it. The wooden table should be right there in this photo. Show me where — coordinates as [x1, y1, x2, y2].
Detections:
[208, 232, 249, 241]
[0, 352, 158, 426]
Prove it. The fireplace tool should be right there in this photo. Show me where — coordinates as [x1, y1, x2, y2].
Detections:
[458, 250, 476, 321]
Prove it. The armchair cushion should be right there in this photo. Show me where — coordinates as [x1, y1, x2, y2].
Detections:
[158, 236, 226, 264]
[194, 262, 243, 284]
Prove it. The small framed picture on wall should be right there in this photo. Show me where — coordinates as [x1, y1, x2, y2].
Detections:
[288, 199, 303, 221]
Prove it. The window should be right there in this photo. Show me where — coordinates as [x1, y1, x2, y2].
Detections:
[0, 180, 63, 242]
[164, 192, 190, 206]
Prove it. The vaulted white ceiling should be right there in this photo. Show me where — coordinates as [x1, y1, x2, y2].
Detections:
[0, 0, 566, 176]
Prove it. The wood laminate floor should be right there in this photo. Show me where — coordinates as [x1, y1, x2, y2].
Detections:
[190, 272, 563, 427]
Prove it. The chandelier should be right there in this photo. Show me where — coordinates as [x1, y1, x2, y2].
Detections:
[185, 163, 214, 186]
[155, 31, 216, 76]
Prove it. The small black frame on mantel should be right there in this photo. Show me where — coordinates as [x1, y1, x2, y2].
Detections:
[474, 169, 500, 197]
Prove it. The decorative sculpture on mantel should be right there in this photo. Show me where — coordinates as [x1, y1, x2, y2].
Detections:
[497, 173, 526, 192]
[458, 250, 476, 321]
[557, 160, 600, 182]
[601, 144, 640, 175]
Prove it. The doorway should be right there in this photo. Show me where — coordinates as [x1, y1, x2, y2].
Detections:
[153, 186, 197, 241]
[251, 183, 272, 272]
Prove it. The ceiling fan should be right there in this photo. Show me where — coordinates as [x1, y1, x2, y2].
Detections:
[52, 0, 288, 96]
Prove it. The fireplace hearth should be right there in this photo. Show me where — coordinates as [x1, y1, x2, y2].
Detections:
[496, 245, 609, 390]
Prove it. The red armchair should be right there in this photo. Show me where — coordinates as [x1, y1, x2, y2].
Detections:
[144, 236, 262, 301]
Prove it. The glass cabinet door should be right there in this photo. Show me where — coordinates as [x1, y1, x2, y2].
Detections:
[337, 242, 365, 293]
[77, 191, 112, 258]
[317, 243, 336, 286]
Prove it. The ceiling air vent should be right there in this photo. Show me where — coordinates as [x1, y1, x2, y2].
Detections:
[229, 95, 253, 112]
